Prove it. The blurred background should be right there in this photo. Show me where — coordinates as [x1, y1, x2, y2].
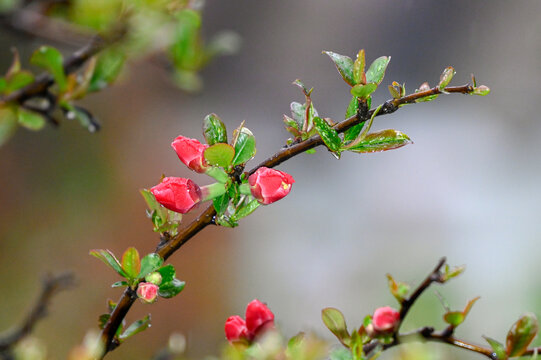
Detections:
[1, 0, 541, 358]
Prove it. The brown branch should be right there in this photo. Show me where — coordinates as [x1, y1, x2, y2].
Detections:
[0, 273, 75, 356]
[98, 84, 477, 358]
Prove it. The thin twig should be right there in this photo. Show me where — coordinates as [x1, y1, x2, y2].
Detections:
[0, 273, 75, 355]
[98, 84, 477, 358]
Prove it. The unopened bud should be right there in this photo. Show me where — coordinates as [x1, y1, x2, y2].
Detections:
[137, 282, 159, 304]
[145, 272, 162, 285]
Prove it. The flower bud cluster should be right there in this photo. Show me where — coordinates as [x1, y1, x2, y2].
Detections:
[224, 299, 275, 344]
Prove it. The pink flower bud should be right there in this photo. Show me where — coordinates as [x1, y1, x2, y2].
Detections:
[224, 315, 249, 343]
[248, 167, 295, 205]
[150, 177, 201, 214]
[245, 299, 275, 337]
[171, 136, 209, 173]
[372, 306, 400, 333]
[137, 282, 159, 304]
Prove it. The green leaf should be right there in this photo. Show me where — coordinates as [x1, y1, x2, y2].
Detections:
[473, 85, 490, 96]
[506, 313, 539, 357]
[17, 108, 46, 131]
[30, 46, 67, 92]
[314, 117, 341, 154]
[483, 336, 507, 360]
[89, 249, 127, 278]
[386, 274, 410, 303]
[365, 56, 390, 85]
[158, 278, 186, 298]
[157, 264, 176, 285]
[231, 199, 260, 221]
[330, 348, 354, 360]
[388, 85, 401, 99]
[204, 143, 235, 167]
[284, 114, 299, 131]
[350, 83, 377, 99]
[5, 71, 35, 93]
[345, 129, 412, 153]
[290, 102, 305, 128]
[138, 253, 164, 279]
[232, 127, 256, 165]
[98, 314, 110, 330]
[119, 315, 151, 342]
[344, 97, 365, 143]
[121, 247, 141, 280]
[61, 103, 100, 132]
[443, 311, 465, 327]
[213, 193, 230, 215]
[88, 48, 125, 92]
[323, 51, 355, 86]
[203, 113, 228, 145]
[292, 79, 312, 95]
[111, 281, 128, 288]
[353, 50, 366, 85]
[438, 66, 455, 91]
[0, 106, 18, 146]
[443, 264, 466, 282]
[322, 308, 351, 347]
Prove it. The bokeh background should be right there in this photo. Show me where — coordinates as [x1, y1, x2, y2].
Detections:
[2, 0, 541, 358]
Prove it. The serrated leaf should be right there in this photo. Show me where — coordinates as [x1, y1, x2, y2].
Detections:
[484, 336, 507, 360]
[231, 198, 260, 221]
[365, 56, 390, 85]
[112, 281, 128, 288]
[158, 278, 186, 298]
[323, 51, 355, 86]
[506, 313, 539, 357]
[121, 247, 141, 279]
[345, 129, 411, 153]
[438, 66, 455, 91]
[322, 308, 351, 347]
[30, 46, 67, 92]
[203, 113, 227, 145]
[353, 50, 366, 85]
[17, 108, 46, 131]
[350, 83, 377, 99]
[5, 71, 35, 93]
[204, 143, 235, 167]
[157, 264, 176, 285]
[119, 315, 151, 342]
[232, 127, 256, 165]
[90, 249, 127, 278]
[314, 117, 341, 154]
[138, 253, 164, 279]
[0, 106, 17, 146]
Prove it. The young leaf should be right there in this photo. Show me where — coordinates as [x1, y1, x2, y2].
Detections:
[345, 129, 411, 153]
[329, 348, 354, 360]
[483, 336, 507, 360]
[88, 48, 125, 92]
[388, 85, 400, 99]
[314, 117, 341, 154]
[138, 253, 164, 279]
[350, 83, 377, 99]
[158, 278, 186, 298]
[157, 264, 176, 285]
[353, 49, 366, 85]
[322, 308, 351, 347]
[89, 249, 127, 278]
[473, 85, 490, 96]
[0, 106, 18, 146]
[231, 198, 260, 221]
[17, 108, 46, 131]
[290, 102, 305, 128]
[506, 313, 539, 357]
[118, 315, 151, 342]
[323, 51, 355, 86]
[5, 71, 35, 93]
[213, 193, 230, 215]
[111, 281, 129, 288]
[122, 247, 141, 279]
[98, 314, 110, 330]
[232, 127, 256, 165]
[204, 143, 235, 167]
[443, 296, 480, 327]
[365, 56, 390, 85]
[386, 274, 410, 304]
[438, 66, 455, 91]
[442, 264, 466, 282]
[30, 46, 67, 92]
[203, 113, 228, 145]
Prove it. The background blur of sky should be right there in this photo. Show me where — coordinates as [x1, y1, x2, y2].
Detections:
[1, 1, 541, 359]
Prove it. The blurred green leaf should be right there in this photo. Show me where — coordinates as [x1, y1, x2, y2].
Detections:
[157, 264, 175, 285]
[365, 56, 390, 85]
[473, 85, 490, 96]
[119, 315, 151, 342]
[204, 143, 235, 167]
[314, 117, 341, 155]
[232, 127, 256, 165]
[438, 66, 455, 91]
[483, 336, 507, 360]
[61, 103, 100, 132]
[345, 129, 411, 153]
[203, 113, 228, 145]
[323, 51, 355, 86]
[88, 48, 125, 92]
[121, 247, 141, 280]
[5, 71, 35, 93]
[90, 249, 127, 278]
[443, 296, 480, 327]
[322, 307, 351, 347]
[158, 278, 186, 298]
[386, 274, 409, 304]
[138, 253, 164, 279]
[0, 106, 17, 146]
[111, 281, 128, 288]
[506, 313, 539, 357]
[30, 46, 67, 92]
[17, 108, 46, 131]
[443, 264, 465, 282]
[330, 348, 354, 360]
[350, 83, 377, 99]
[98, 314, 110, 330]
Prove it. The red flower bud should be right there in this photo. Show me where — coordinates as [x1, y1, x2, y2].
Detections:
[224, 315, 249, 343]
[150, 177, 201, 214]
[372, 306, 400, 333]
[137, 282, 159, 304]
[248, 167, 295, 205]
[171, 136, 209, 173]
[245, 299, 275, 337]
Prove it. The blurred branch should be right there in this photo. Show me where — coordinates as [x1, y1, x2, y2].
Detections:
[98, 84, 478, 358]
[0, 273, 75, 358]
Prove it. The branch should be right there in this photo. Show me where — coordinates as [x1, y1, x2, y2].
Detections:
[98, 84, 477, 358]
[0, 273, 75, 355]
